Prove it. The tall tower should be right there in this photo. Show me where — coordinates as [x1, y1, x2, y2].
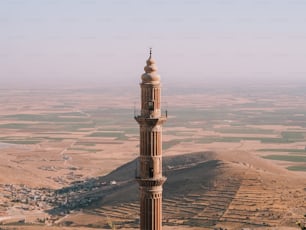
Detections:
[135, 49, 167, 230]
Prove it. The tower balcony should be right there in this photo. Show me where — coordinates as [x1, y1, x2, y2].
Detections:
[134, 110, 167, 126]
[135, 176, 167, 187]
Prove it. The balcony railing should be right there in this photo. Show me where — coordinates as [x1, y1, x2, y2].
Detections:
[134, 109, 168, 119]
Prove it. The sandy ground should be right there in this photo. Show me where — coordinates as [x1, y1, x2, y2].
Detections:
[0, 89, 306, 229]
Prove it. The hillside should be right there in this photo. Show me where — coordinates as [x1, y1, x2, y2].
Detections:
[42, 151, 306, 230]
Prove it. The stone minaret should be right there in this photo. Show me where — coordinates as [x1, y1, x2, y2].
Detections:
[135, 49, 167, 230]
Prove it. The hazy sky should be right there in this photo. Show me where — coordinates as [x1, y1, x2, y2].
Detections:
[1, 0, 306, 88]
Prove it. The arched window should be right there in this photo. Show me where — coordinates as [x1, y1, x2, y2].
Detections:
[149, 167, 154, 178]
[148, 101, 154, 111]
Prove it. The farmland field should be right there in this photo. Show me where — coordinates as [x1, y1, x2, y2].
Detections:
[0, 86, 306, 229]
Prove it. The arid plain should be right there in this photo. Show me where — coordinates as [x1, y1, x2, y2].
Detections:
[0, 85, 306, 229]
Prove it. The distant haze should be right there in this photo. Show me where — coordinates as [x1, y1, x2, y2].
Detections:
[0, 0, 306, 89]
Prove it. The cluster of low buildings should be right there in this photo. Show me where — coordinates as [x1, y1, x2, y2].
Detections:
[0, 178, 117, 225]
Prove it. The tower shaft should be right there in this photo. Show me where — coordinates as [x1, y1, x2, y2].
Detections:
[135, 51, 166, 230]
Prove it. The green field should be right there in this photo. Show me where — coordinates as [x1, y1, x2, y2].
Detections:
[75, 142, 96, 146]
[88, 131, 127, 140]
[258, 149, 306, 154]
[1, 90, 306, 171]
[3, 113, 89, 123]
[262, 155, 306, 162]
[287, 165, 306, 171]
[215, 127, 275, 134]
[0, 140, 41, 145]
[0, 123, 30, 129]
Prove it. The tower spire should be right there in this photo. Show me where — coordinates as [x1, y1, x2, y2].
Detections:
[135, 51, 167, 230]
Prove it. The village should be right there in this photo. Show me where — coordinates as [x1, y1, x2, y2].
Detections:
[0, 178, 119, 226]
